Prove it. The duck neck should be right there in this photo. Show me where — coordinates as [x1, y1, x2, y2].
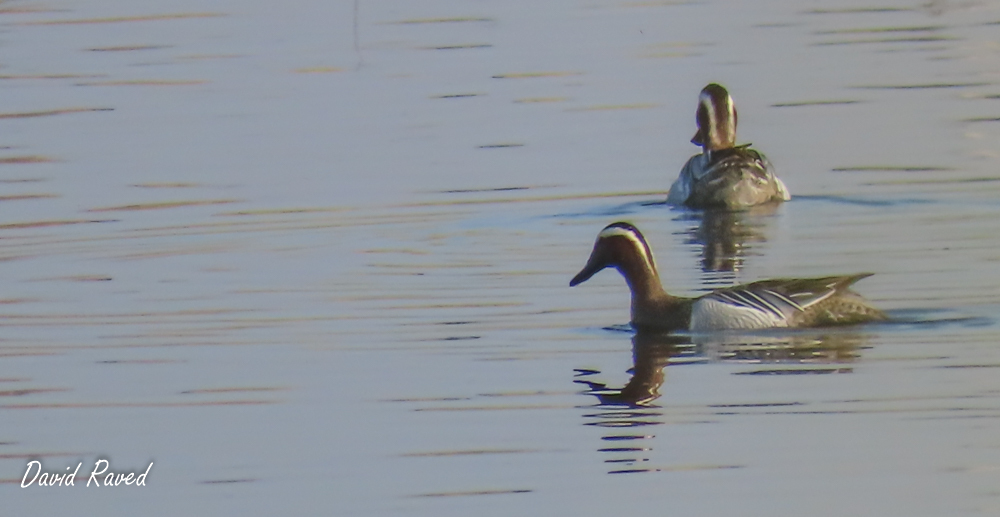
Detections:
[616, 256, 667, 304]
[617, 257, 692, 330]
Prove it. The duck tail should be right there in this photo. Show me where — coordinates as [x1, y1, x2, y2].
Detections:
[836, 273, 875, 290]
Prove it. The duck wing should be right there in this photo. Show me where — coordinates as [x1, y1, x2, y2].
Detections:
[702, 273, 874, 320]
[689, 147, 786, 208]
[702, 147, 769, 180]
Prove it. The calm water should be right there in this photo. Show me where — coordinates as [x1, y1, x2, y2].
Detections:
[4, 0, 1000, 515]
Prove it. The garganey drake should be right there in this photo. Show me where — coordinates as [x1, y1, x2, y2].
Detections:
[570, 222, 886, 331]
[666, 83, 790, 209]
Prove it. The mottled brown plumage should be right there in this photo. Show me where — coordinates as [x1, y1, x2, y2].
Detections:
[668, 84, 789, 209]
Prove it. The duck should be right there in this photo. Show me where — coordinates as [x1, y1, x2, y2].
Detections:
[666, 83, 790, 209]
[569, 222, 886, 331]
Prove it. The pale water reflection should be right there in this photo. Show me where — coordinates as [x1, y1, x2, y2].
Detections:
[577, 330, 865, 473]
[680, 203, 780, 280]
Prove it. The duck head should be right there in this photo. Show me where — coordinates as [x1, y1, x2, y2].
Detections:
[570, 222, 660, 290]
[690, 83, 737, 151]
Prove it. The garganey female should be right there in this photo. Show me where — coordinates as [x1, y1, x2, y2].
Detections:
[666, 83, 790, 209]
[570, 222, 886, 331]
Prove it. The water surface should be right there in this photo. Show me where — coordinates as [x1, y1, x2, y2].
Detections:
[3, 0, 1000, 515]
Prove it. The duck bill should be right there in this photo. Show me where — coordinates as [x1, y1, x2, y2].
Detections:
[691, 128, 705, 147]
[569, 260, 604, 287]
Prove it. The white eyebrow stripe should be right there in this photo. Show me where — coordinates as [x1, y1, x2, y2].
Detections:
[700, 89, 736, 146]
[700, 91, 715, 134]
[725, 92, 736, 143]
[597, 226, 657, 275]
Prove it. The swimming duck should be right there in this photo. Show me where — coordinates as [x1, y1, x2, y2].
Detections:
[666, 83, 790, 209]
[569, 222, 886, 331]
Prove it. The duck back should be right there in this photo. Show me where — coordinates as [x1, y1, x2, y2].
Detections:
[688, 148, 787, 210]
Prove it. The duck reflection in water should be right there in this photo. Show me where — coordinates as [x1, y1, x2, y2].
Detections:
[576, 331, 686, 407]
[577, 330, 868, 474]
[680, 202, 781, 276]
[578, 330, 866, 407]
